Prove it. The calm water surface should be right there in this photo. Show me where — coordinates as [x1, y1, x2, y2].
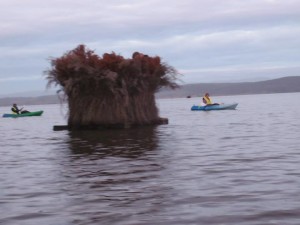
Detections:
[1, 93, 300, 225]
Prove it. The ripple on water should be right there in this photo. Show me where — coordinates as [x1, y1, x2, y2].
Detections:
[1, 94, 300, 224]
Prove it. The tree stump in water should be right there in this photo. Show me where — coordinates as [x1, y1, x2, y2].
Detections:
[46, 45, 179, 130]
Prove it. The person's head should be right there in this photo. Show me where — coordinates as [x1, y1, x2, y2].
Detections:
[13, 103, 17, 107]
[205, 93, 209, 97]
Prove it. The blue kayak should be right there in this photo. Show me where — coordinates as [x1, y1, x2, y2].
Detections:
[191, 103, 238, 111]
[2, 110, 44, 118]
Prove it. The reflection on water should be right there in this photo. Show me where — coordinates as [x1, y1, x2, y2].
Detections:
[58, 127, 173, 225]
[67, 126, 159, 158]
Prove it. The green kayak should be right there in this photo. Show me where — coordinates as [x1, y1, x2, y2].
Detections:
[2, 110, 44, 118]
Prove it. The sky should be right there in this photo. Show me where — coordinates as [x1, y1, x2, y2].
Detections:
[0, 0, 300, 96]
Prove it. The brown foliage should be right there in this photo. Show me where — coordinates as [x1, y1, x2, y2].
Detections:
[46, 44, 180, 127]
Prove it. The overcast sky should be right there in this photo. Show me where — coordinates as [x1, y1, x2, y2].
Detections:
[0, 0, 299, 96]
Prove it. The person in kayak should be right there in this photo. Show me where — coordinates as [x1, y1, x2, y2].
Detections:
[11, 103, 30, 114]
[202, 93, 219, 106]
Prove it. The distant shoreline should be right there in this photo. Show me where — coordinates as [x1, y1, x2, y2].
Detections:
[156, 76, 300, 99]
[1, 76, 299, 107]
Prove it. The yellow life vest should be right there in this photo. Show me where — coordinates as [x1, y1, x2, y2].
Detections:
[203, 96, 212, 105]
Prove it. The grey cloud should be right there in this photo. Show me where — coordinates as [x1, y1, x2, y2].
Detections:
[0, 0, 299, 95]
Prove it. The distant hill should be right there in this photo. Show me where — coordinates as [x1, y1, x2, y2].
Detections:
[0, 76, 299, 107]
[0, 95, 61, 107]
[156, 76, 300, 98]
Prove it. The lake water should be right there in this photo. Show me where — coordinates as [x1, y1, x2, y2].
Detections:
[1, 93, 300, 225]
